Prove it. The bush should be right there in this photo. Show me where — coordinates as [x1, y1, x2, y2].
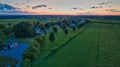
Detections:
[34, 35, 45, 47]
[51, 47, 58, 53]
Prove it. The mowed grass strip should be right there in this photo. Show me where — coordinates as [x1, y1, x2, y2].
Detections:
[32, 23, 98, 67]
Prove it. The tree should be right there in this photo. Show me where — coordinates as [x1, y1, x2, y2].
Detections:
[34, 35, 45, 47]
[21, 59, 31, 67]
[4, 27, 13, 35]
[49, 32, 55, 42]
[64, 29, 68, 35]
[0, 24, 6, 29]
[0, 30, 7, 48]
[8, 23, 12, 28]
[53, 26, 57, 33]
[14, 22, 32, 38]
[77, 24, 81, 28]
[22, 40, 40, 61]
[35, 22, 42, 27]
[44, 23, 50, 28]
[72, 27, 76, 31]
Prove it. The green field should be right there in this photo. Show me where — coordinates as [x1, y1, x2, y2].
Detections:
[0, 19, 37, 24]
[88, 18, 120, 25]
[32, 23, 120, 67]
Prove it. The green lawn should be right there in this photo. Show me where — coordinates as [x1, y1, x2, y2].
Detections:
[32, 23, 120, 67]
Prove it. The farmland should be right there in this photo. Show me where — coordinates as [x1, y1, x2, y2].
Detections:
[32, 19, 120, 67]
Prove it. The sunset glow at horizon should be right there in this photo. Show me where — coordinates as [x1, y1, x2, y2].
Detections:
[0, 0, 120, 15]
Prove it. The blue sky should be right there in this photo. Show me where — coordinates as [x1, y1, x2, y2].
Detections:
[0, 0, 120, 15]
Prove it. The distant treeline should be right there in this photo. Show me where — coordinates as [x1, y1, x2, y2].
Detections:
[0, 15, 120, 20]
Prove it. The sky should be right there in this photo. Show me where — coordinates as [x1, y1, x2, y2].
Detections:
[0, 0, 120, 15]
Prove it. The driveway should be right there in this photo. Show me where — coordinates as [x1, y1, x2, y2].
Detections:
[0, 43, 28, 61]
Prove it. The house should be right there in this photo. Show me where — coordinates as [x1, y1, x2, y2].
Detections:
[4, 40, 19, 49]
[79, 20, 86, 24]
[34, 27, 42, 34]
[69, 23, 76, 28]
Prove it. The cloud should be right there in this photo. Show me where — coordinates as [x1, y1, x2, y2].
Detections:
[0, 3, 18, 10]
[108, 6, 112, 8]
[91, 6, 98, 9]
[0, 10, 35, 15]
[32, 4, 47, 9]
[0, 3, 34, 15]
[71, 7, 84, 10]
[90, 6, 102, 9]
[26, 6, 30, 8]
[48, 8, 53, 9]
[98, 1, 113, 5]
[105, 9, 120, 12]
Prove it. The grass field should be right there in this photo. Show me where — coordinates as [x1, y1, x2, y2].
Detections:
[32, 23, 120, 67]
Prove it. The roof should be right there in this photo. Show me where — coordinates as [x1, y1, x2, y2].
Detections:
[4, 40, 18, 46]
[34, 27, 42, 34]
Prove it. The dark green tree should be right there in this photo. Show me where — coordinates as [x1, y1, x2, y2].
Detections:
[0, 30, 7, 48]
[14, 22, 32, 38]
[49, 32, 55, 42]
[64, 29, 68, 35]
[7, 23, 12, 28]
[22, 40, 40, 61]
[72, 27, 76, 31]
[0, 24, 6, 29]
[53, 26, 57, 33]
[34, 35, 45, 47]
